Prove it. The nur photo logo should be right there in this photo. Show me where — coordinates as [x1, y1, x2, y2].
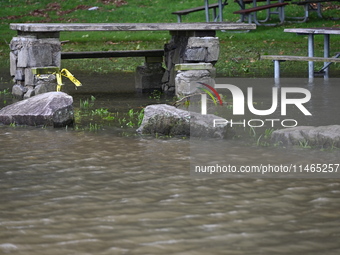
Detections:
[198, 83, 312, 128]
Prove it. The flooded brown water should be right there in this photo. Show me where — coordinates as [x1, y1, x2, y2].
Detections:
[1, 72, 340, 254]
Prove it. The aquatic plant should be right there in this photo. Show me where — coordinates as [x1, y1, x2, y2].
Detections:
[92, 108, 110, 116]
[103, 115, 115, 121]
[88, 123, 101, 132]
[149, 90, 162, 100]
[80, 95, 96, 109]
[0, 88, 10, 95]
[299, 139, 311, 149]
[137, 109, 144, 126]
[73, 104, 144, 134]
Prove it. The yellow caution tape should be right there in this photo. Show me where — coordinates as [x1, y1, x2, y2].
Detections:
[60, 69, 82, 88]
[31, 67, 82, 92]
[55, 72, 64, 92]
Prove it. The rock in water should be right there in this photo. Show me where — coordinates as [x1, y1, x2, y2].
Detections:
[137, 104, 231, 138]
[271, 125, 340, 148]
[0, 92, 74, 127]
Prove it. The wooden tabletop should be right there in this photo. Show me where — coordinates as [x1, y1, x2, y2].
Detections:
[10, 23, 256, 32]
[284, 27, 340, 35]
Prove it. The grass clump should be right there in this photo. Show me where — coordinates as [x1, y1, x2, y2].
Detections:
[74, 95, 145, 132]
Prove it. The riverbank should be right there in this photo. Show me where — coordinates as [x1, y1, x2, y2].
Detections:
[0, 0, 339, 77]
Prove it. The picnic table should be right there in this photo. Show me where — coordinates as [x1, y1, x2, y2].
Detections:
[290, 0, 339, 23]
[204, 0, 226, 21]
[285, 27, 340, 79]
[234, 0, 288, 26]
[261, 27, 340, 80]
[172, 0, 227, 22]
[233, 0, 338, 26]
[172, 0, 337, 24]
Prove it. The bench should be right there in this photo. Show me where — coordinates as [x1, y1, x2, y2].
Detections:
[261, 54, 340, 78]
[61, 49, 164, 63]
[172, 2, 227, 23]
[233, 2, 289, 25]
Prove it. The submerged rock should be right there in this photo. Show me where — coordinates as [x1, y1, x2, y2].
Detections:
[271, 125, 340, 148]
[137, 104, 231, 138]
[0, 92, 74, 127]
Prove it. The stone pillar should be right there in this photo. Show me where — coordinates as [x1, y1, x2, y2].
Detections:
[9, 32, 61, 99]
[175, 63, 215, 97]
[135, 56, 165, 93]
[162, 31, 219, 94]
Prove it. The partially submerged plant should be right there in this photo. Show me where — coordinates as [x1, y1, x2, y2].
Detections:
[0, 88, 10, 95]
[80, 96, 95, 109]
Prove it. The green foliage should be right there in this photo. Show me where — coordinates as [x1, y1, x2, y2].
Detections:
[79, 95, 96, 109]
[92, 108, 110, 116]
[256, 128, 274, 147]
[299, 139, 312, 149]
[149, 90, 162, 100]
[74, 96, 144, 132]
[88, 123, 101, 132]
[0, 88, 10, 95]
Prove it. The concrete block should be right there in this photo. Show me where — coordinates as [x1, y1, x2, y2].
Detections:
[34, 83, 57, 95]
[15, 69, 25, 81]
[28, 44, 53, 67]
[16, 38, 55, 68]
[187, 37, 219, 48]
[34, 74, 57, 95]
[17, 46, 28, 68]
[10, 52, 17, 77]
[184, 48, 208, 62]
[175, 69, 215, 96]
[24, 68, 35, 86]
[175, 63, 214, 71]
[187, 37, 219, 62]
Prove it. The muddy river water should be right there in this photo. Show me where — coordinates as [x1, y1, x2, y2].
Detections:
[1, 72, 340, 254]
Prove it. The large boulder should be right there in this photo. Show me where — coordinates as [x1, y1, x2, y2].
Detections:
[137, 104, 231, 138]
[0, 92, 74, 127]
[271, 125, 340, 148]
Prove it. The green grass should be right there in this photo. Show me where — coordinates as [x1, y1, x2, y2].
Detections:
[0, 0, 339, 77]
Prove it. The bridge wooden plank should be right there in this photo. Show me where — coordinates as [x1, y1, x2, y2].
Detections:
[10, 22, 256, 32]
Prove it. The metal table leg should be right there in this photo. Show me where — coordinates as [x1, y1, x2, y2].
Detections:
[324, 34, 330, 79]
[205, 0, 210, 22]
[308, 33, 314, 80]
[218, 0, 223, 22]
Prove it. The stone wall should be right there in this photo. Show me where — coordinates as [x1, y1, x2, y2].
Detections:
[9, 34, 61, 99]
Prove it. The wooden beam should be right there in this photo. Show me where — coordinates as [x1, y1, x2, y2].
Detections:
[10, 22, 256, 32]
[261, 55, 340, 62]
[61, 50, 164, 59]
